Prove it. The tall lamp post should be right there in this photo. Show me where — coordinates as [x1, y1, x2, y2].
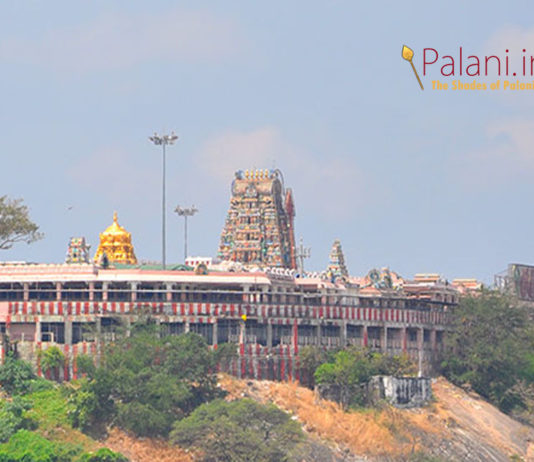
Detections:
[295, 237, 311, 275]
[149, 131, 178, 270]
[175, 205, 198, 263]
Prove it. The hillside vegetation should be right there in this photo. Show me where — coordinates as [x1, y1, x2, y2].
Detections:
[1, 294, 534, 462]
[441, 291, 534, 424]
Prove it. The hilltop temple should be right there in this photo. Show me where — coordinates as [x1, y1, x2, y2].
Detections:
[93, 212, 137, 265]
[0, 168, 461, 382]
[218, 169, 296, 268]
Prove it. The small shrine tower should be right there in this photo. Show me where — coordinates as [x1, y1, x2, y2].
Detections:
[94, 212, 137, 265]
[65, 237, 91, 264]
[218, 169, 296, 268]
[327, 239, 349, 280]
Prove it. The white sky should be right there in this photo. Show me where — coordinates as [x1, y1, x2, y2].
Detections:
[1, 1, 533, 283]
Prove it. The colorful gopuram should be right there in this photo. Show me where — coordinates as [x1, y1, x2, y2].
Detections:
[93, 212, 137, 265]
[327, 239, 349, 281]
[218, 169, 296, 268]
[65, 237, 91, 264]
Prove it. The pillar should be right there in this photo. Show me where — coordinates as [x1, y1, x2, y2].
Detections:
[89, 282, 95, 302]
[56, 282, 62, 301]
[155, 318, 161, 338]
[381, 326, 388, 353]
[64, 319, 73, 345]
[239, 320, 246, 344]
[266, 322, 273, 349]
[239, 320, 246, 379]
[34, 320, 41, 343]
[23, 283, 29, 302]
[417, 327, 424, 377]
[292, 320, 298, 355]
[362, 325, 368, 348]
[341, 321, 347, 348]
[212, 320, 218, 347]
[166, 283, 172, 303]
[102, 282, 108, 302]
[125, 317, 132, 338]
[242, 284, 250, 303]
[184, 321, 190, 333]
[130, 283, 137, 302]
[95, 317, 102, 367]
[401, 326, 407, 353]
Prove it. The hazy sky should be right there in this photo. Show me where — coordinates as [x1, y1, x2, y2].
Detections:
[1, 1, 534, 283]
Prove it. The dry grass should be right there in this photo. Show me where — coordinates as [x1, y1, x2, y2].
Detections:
[103, 428, 192, 462]
[219, 374, 534, 461]
[219, 374, 420, 458]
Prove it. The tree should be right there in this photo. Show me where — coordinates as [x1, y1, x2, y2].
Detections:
[75, 354, 96, 379]
[170, 399, 303, 462]
[314, 348, 415, 408]
[0, 354, 36, 395]
[298, 346, 328, 388]
[441, 291, 534, 412]
[69, 326, 223, 437]
[0, 196, 43, 250]
[39, 347, 65, 382]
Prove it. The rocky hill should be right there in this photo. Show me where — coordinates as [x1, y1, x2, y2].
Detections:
[6, 374, 532, 461]
[99, 375, 534, 461]
[216, 375, 534, 462]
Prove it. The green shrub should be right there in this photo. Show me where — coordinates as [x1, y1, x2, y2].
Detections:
[67, 378, 113, 434]
[298, 346, 328, 388]
[314, 348, 416, 408]
[116, 401, 172, 438]
[75, 355, 96, 380]
[0, 397, 36, 443]
[171, 399, 303, 462]
[0, 429, 80, 462]
[79, 448, 128, 462]
[27, 378, 54, 394]
[0, 355, 36, 395]
[39, 347, 65, 381]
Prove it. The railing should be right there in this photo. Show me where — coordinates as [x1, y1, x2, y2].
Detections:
[228, 334, 258, 344]
[297, 336, 319, 346]
[0, 291, 453, 314]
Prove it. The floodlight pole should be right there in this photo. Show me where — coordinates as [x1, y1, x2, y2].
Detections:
[295, 237, 311, 275]
[175, 205, 199, 263]
[149, 131, 178, 270]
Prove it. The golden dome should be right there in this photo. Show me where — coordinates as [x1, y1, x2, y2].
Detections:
[94, 212, 137, 265]
[102, 212, 129, 237]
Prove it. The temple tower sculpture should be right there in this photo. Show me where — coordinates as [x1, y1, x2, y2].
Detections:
[65, 237, 91, 264]
[327, 239, 349, 280]
[218, 169, 296, 268]
[94, 212, 137, 265]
